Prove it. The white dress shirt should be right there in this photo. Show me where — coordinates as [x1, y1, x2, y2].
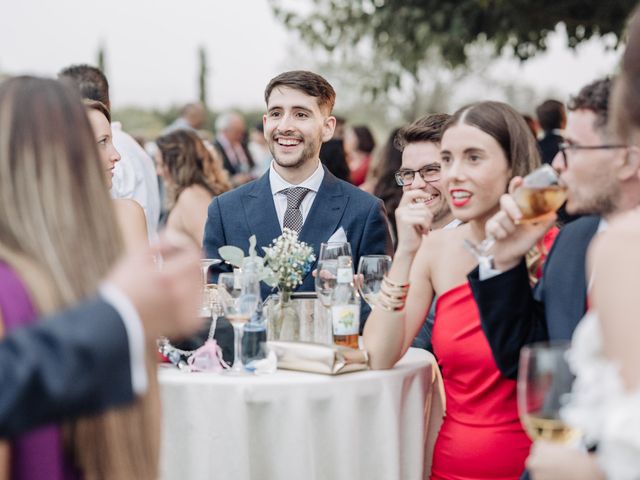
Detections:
[269, 160, 325, 230]
[111, 123, 161, 238]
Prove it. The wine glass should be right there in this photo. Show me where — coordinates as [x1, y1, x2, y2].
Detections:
[356, 255, 392, 307]
[517, 342, 579, 443]
[464, 164, 566, 260]
[217, 271, 258, 375]
[315, 242, 352, 307]
[200, 259, 221, 317]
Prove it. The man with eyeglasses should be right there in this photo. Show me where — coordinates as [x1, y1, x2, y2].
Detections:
[394, 113, 460, 352]
[468, 77, 640, 387]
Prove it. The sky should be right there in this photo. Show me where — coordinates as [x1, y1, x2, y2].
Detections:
[0, 0, 624, 111]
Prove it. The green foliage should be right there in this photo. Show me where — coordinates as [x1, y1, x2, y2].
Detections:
[270, 0, 635, 92]
[198, 45, 208, 108]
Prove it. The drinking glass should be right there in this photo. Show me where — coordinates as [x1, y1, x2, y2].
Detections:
[217, 272, 258, 374]
[464, 164, 567, 260]
[356, 255, 392, 306]
[517, 342, 579, 443]
[200, 259, 220, 317]
[315, 242, 352, 307]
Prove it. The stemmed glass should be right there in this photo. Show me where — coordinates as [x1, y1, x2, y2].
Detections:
[464, 164, 567, 260]
[356, 255, 392, 306]
[218, 271, 258, 375]
[314, 242, 352, 307]
[200, 259, 221, 317]
[517, 342, 579, 443]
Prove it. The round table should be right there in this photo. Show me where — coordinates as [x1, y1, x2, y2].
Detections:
[158, 348, 443, 480]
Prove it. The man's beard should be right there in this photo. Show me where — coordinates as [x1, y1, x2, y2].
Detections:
[270, 135, 320, 169]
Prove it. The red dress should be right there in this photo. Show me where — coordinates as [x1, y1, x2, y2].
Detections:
[430, 283, 531, 480]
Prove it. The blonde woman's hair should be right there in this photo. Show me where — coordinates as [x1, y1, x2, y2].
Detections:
[156, 129, 231, 207]
[0, 76, 159, 479]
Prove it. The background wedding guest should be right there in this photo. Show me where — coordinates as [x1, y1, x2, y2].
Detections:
[364, 101, 541, 480]
[319, 136, 351, 182]
[155, 129, 231, 248]
[247, 122, 272, 175]
[0, 76, 172, 479]
[535, 99, 566, 165]
[370, 127, 404, 242]
[214, 111, 255, 186]
[163, 102, 207, 134]
[84, 99, 149, 251]
[59, 64, 161, 238]
[344, 125, 376, 186]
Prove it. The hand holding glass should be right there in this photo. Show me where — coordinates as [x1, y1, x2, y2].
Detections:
[465, 165, 567, 260]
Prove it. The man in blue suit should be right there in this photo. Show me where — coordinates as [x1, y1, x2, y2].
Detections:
[204, 71, 392, 302]
[0, 242, 202, 437]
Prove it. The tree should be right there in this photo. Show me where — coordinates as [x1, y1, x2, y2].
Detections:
[198, 45, 208, 108]
[96, 43, 106, 75]
[270, 0, 634, 91]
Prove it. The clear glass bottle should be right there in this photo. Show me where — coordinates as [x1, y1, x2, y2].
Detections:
[330, 255, 360, 349]
[240, 256, 266, 365]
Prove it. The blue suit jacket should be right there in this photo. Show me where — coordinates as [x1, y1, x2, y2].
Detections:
[203, 166, 393, 300]
[468, 215, 601, 379]
[0, 298, 133, 437]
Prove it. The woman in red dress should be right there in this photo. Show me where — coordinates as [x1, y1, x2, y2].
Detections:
[364, 101, 545, 479]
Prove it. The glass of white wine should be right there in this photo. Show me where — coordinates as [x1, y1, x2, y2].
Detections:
[465, 164, 567, 259]
[218, 271, 257, 375]
[356, 255, 392, 307]
[315, 242, 352, 308]
[517, 341, 579, 443]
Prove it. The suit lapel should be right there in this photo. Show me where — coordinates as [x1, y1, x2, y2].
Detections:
[298, 169, 348, 286]
[242, 172, 281, 255]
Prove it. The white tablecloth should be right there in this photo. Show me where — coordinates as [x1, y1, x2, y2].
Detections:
[159, 348, 444, 480]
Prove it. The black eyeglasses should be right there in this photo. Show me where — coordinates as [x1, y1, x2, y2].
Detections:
[394, 165, 441, 186]
[558, 142, 627, 168]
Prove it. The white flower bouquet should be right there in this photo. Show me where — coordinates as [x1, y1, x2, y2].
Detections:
[219, 228, 316, 292]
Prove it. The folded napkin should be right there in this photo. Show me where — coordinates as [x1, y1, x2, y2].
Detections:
[269, 341, 369, 375]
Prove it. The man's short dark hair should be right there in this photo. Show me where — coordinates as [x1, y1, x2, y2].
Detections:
[394, 113, 451, 151]
[58, 64, 110, 110]
[567, 77, 613, 131]
[264, 70, 336, 114]
[536, 100, 565, 132]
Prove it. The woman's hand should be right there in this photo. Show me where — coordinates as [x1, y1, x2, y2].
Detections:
[526, 441, 605, 480]
[394, 190, 434, 257]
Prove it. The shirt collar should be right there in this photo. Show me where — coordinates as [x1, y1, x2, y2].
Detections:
[269, 160, 324, 195]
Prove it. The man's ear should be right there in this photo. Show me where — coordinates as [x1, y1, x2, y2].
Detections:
[322, 116, 336, 142]
[619, 146, 640, 181]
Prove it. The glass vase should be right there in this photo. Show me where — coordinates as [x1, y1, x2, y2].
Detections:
[266, 290, 300, 341]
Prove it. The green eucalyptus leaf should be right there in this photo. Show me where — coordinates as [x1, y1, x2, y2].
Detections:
[218, 246, 245, 268]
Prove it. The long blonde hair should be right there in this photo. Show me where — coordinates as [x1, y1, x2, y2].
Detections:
[0, 76, 159, 479]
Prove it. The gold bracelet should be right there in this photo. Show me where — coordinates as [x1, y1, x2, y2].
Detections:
[377, 277, 410, 312]
[382, 275, 409, 290]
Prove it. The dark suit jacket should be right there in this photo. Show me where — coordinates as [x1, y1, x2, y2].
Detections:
[0, 298, 133, 437]
[203, 166, 393, 300]
[214, 138, 255, 176]
[538, 132, 563, 165]
[468, 215, 601, 379]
